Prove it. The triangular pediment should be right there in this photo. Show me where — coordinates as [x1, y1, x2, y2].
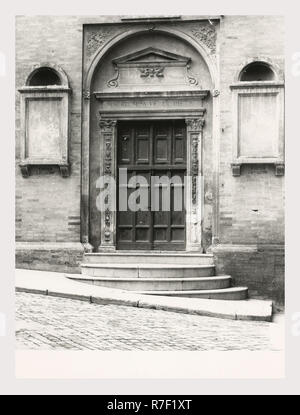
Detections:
[113, 47, 190, 65]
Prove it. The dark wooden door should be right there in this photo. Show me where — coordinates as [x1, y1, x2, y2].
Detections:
[117, 120, 186, 250]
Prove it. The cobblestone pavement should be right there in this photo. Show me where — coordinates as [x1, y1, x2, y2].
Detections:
[15, 292, 284, 351]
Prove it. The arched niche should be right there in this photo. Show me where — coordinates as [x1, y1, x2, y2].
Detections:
[86, 29, 215, 252]
[27, 67, 61, 86]
[233, 57, 282, 84]
[18, 63, 71, 178]
[239, 61, 276, 82]
[25, 62, 69, 87]
[230, 58, 284, 176]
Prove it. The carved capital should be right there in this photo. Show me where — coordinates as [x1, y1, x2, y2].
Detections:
[99, 119, 117, 133]
[185, 117, 205, 132]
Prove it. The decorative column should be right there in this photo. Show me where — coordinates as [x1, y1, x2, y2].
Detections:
[185, 117, 205, 252]
[98, 119, 117, 251]
[81, 89, 93, 252]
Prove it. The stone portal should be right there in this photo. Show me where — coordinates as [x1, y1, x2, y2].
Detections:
[83, 27, 214, 252]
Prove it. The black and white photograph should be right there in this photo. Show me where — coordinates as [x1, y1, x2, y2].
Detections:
[14, 13, 285, 359]
[2, 0, 300, 393]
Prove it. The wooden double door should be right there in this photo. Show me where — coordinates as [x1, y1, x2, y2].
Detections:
[117, 120, 187, 250]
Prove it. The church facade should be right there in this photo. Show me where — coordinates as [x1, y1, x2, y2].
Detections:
[15, 15, 285, 305]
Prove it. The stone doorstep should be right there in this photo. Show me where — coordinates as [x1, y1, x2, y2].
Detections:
[81, 263, 215, 269]
[69, 275, 231, 282]
[86, 251, 214, 256]
[15, 269, 273, 322]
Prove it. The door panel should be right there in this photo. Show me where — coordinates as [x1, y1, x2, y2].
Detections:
[117, 120, 186, 250]
[118, 126, 133, 165]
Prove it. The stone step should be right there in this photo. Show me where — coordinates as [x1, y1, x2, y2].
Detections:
[68, 275, 232, 291]
[134, 287, 249, 301]
[81, 263, 215, 278]
[83, 252, 214, 266]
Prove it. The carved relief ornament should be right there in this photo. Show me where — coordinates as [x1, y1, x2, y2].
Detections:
[185, 117, 205, 206]
[186, 117, 205, 131]
[191, 136, 199, 205]
[86, 29, 115, 57]
[189, 24, 217, 54]
[99, 119, 117, 244]
[104, 207, 111, 241]
[107, 65, 120, 88]
[139, 66, 164, 78]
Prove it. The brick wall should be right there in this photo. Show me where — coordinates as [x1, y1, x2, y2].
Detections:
[16, 16, 82, 243]
[15, 15, 120, 244]
[219, 15, 284, 245]
[215, 16, 284, 305]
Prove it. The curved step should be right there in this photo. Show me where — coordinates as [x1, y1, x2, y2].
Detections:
[134, 287, 249, 301]
[81, 263, 215, 278]
[68, 275, 231, 291]
[84, 252, 214, 265]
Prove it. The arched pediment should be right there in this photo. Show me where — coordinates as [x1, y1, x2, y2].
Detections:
[105, 45, 198, 88]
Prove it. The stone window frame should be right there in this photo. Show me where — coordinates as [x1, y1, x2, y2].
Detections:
[230, 58, 285, 177]
[18, 63, 72, 178]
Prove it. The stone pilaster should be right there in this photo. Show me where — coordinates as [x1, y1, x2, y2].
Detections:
[185, 117, 205, 252]
[98, 119, 117, 250]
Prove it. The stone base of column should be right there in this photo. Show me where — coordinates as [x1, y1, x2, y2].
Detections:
[97, 244, 116, 252]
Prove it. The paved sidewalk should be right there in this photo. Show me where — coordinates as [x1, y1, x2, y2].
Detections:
[15, 292, 284, 351]
[15, 269, 273, 321]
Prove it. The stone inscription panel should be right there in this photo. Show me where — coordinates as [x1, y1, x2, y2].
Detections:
[26, 97, 62, 159]
[98, 97, 203, 113]
[238, 93, 278, 158]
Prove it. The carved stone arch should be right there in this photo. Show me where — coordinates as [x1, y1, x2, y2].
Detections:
[25, 62, 69, 87]
[84, 27, 218, 93]
[234, 56, 282, 83]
